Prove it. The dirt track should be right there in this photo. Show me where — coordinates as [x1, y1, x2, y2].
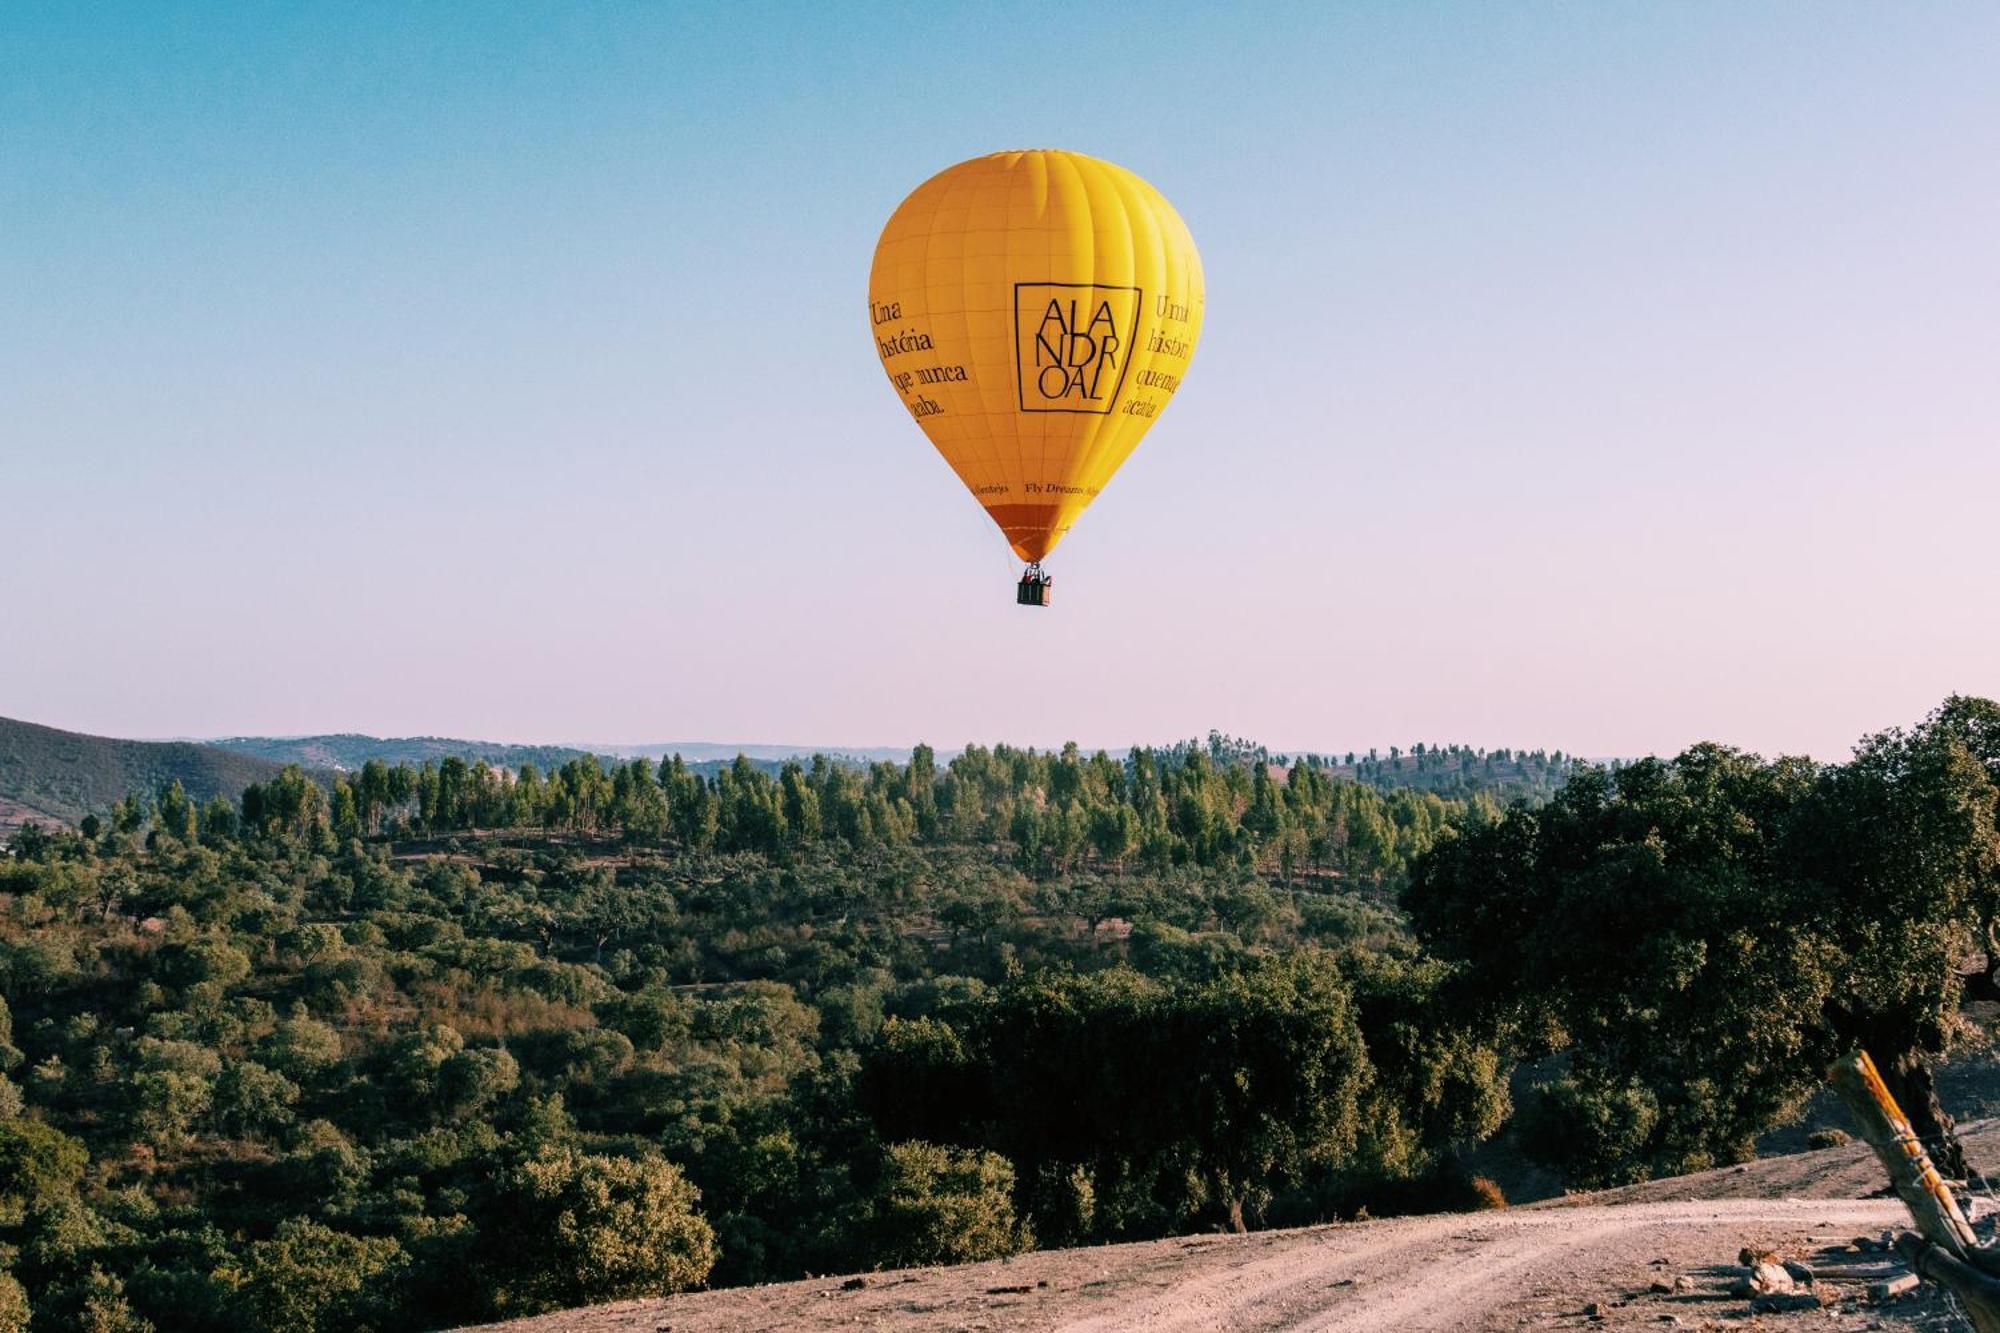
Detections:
[467, 1123, 2000, 1333]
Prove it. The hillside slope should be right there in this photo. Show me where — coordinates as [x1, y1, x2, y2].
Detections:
[207, 732, 598, 773]
[0, 715, 287, 829]
[205, 734, 802, 783]
[465, 1123, 1995, 1333]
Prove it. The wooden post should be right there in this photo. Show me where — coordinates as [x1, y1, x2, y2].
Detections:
[1895, 1234, 2000, 1333]
[1827, 1049, 1979, 1257]
[1831, 1048, 2000, 1332]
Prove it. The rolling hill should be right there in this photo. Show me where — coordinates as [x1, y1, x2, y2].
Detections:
[5, 718, 1587, 840]
[203, 734, 821, 780]
[0, 715, 289, 832]
[206, 733, 599, 773]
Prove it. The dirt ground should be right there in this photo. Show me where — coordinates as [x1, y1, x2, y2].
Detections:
[464, 1120, 2000, 1333]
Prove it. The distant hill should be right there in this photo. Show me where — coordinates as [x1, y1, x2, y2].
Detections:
[203, 734, 878, 776]
[588, 741, 912, 765]
[0, 716, 289, 832]
[3, 718, 1580, 841]
[0, 722, 854, 838]
[207, 733, 600, 774]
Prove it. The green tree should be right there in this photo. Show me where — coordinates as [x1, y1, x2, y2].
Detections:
[0, 1273, 26, 1333]
[779, 763, 823, 844]
[0, 1119, 87, 1222]
[42, 1266, 153, 1333]
[212, 1062, 300, 1139]
[218, 1218, 408, 1333]
[863, 1141, 1026, 1266]
[1408, 714, 2000, 1186]
[1791, 704, 2000, 1178]
[484, 1149, 717, 1315]
[864, 958, 1384, 1236]
[1407, 748, 1828, 1183]
[153, 781, 196, 844]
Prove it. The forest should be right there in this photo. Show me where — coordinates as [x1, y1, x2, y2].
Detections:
[0, 705, 1993, 1331]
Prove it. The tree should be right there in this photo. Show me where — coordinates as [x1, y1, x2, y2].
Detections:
[261, 1006, 343, 1085]
[212, 1062, 300, 1139]
[483, 1149, 717, 1315]
[862, 1141, 1026, 1266]
[778, 763, 822, 845]
[241, 767, 327, 842]
[438, 1046, 520, 1116]
[1407, 714, 2000, 1186]
[1791, 706, 2000, 1178]
[611, 760, 668, 842]
[862, 958, 1387, 1236]
[197, 797, 237, 844]
[217, 1219, 408, 1333]
[1406, 748, 1829, 1184]
[153, 781, 195, 844]
[1924, 696, 2000, 991]
[40, 1266, 153, 1333]
[330, 779, 360, 840]
[0, 1119, 87, 1222]
[0, 1273, 25, 1333]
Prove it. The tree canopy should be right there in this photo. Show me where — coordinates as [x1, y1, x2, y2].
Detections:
[1407, 698, 2000, 1184]
[0, 703, 1988, 1327]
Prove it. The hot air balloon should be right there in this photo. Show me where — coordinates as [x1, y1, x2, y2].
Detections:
[868, 150, 1204, 606]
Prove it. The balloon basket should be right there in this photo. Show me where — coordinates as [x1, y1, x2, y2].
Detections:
[1016, 565, 1052, 608]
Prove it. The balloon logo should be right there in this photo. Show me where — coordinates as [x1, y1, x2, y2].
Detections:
[868, 150, 1205, 604]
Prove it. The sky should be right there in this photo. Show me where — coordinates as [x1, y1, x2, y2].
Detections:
[3, 2, 1996, 761]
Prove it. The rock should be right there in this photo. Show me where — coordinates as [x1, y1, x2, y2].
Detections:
[1584, 1301, 1605, 1319]
[1732, 1261, 1796, 1297]
[1673, 1275, 1695, 1294]
[1782, 1259, 1815, 1285]
[841, 1276, 868, 1291]
[1649, 1278, 1675, 1294]
[1750, 1291, 1823, 1314]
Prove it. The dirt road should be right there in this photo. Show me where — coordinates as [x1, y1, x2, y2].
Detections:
[468, 1125, 2000, 1333]
[467, 1198, 1938, 1332]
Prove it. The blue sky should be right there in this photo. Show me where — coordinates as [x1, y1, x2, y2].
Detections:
[3, 3, 1996, 757]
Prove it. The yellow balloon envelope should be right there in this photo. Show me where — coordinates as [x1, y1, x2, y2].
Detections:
[869, 150, 1204, 568]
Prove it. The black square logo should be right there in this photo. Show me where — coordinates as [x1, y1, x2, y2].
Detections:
[1013, 282, 1142, 414]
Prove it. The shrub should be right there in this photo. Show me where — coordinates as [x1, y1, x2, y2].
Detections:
[485, 1148, 717, 1314]
[0, 1273, 25, 1333]
[217, 1218, 408, 1333]
[0, 1119, 87, 1221]
[1517, 1075, 1661, 1188]
[864, 1141, 1027, 1268]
